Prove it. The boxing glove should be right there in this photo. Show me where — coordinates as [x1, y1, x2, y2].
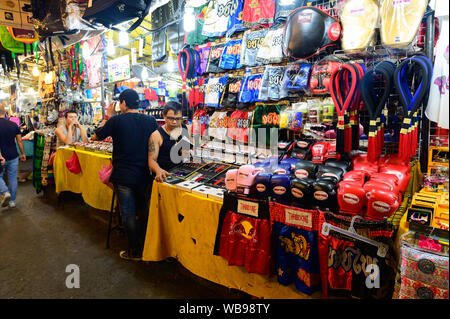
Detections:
[337, 181, 367, 215]
[225, 169, 238, 192]
[293, 160, 318, 179]
[366, 188, 400, 221]
[312, 179, 338, 211]
[254, 173, 272, 199]
[270, 174, 291, 204]
[379, 164, 411, 193]
[290, 177, 315, 207]
[352, 160, 379, 175]
[363, 180, 399, 196]
[343, 170, 370, 185]
[291, 139, 313, 160]
[281, 158, 300, 171]
[325, 140, 341, 160]
[253, 161, 271, 174]
[325, 159, 351, 174]
[237, 165, 258, 195]
[272, 163, 292, 175]
[316, 165, 345, 182]
[311, 142, 329, 164]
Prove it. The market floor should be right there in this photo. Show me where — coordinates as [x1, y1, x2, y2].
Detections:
[0, 179, 249, 299]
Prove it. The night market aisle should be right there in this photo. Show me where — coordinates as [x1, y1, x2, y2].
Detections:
[0, 179, 248, 299]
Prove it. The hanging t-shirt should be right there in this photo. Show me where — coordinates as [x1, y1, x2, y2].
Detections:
[227, 110, 251, 143]
[219, 39, 243, 70]
[425, 16, 449, 129]
[241, 29, 269, 67]
[186, 3, 216, 45]
[206, 43, 227, 73]
[242, 0, 275, 27]
[202, 0, 231, 38]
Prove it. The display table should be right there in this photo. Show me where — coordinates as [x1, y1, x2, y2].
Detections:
[142, 181, 321, 299]
[53, 147, 113, 211]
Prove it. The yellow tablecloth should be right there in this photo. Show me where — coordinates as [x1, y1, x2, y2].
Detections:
[142, 181, 321, 299]
[53, 147, 113, 212]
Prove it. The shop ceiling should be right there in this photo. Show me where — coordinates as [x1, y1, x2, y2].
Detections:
[2, 2, 179, 89]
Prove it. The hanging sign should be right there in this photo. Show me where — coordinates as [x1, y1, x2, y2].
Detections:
[107, 55, 130, 82]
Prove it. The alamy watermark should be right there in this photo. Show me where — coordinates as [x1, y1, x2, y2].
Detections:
[65, 264, 80, 289]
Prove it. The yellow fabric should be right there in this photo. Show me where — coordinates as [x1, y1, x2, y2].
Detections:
[53, 147, 113, 211]
[341, 0, 379, 51]
[142, 182, 320, 299]
[380, 0, 427, 48]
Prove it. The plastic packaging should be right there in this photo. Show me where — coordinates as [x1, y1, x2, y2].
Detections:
[380, 0, 428, 48]
[340, 0, 379, 52]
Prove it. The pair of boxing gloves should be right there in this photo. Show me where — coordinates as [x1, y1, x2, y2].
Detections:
[337, 170, 403, 220]
[291, 139, 340, 163]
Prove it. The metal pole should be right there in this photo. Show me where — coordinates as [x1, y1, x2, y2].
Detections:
[419, 12, 435, 173]
[101, 52, 105, 117]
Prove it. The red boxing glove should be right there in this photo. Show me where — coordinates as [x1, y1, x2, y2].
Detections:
[337, 181, 367, 215]
[366, 188, 400, 221]
[311, 142, 329, 164]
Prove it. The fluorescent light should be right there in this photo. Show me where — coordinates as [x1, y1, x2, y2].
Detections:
[119, 31, 128, 46]
[184, 7, 195, 32]
[168, 56, 174, 72]
[141, 68, 149, 80]
[32, 66, 39, 77]
[107, 38, 115, 55]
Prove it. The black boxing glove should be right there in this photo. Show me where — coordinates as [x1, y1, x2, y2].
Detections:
[312, 179, 338, 211]
[291, 177, 315, 208]
[293, 160, 318, 179]
[291, 139, 314, 160]
[316, 165, 344, 182]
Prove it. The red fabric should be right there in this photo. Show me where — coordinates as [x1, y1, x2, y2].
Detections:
[98, 160, 113, 190]
[269, 202, 320, 231]
[65, 152, 82, 175]
[218, 211, 272, 275]
[191, 109, 208, 136]
[145, 88, 158, 101]
[227, 110, 249, 143]
[242, 0, 275, 27]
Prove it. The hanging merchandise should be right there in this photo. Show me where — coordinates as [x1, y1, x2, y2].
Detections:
[393, 55, 433, 164]
[340, 0, 379, 52]
[151, 28, 168, 62]
[186, 3, 217, 45]
[238, 73, 264, 105]
[240, 28, 269, 67]
[227, 109, 251, 144]
[218, 39, 243, 70]
[309, 56, 343, 95]
[213, 192, 273, 276]
[204, 75, 229, 108]
[425, 16, 449, 130]
[283, 6, 342, 60]
[250, 101, 287, 148]
[206, 42, 227, 73]
[196, 43, 212, 75]
[83, 0, 152, 32]
[226, 0, 247, 37]
[360, 61, 396, 163]
[282, 62, 312, 94]
[202, 0, 242, 38]
[329, 62, 364, 155]
[167, 22, 185, 56]
[208, 111, 230, 142]
[274, 0, 306, 24]
[319, 213, 396, 299]
[270, 203, 321, 295]
[258, 66, 288, 101]
[191, 109, 209, 137]
[220, 76, 245, 109]
[380, 0, 428, 48]
[241, 0, 275, 28]
[255, 26, 284, 65]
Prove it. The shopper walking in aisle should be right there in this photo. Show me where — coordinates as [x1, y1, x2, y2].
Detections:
[92, 89, 158, 261]
[148, 101, 190, 182]
[0, 105, 26, 208]
[55, 110, 88, 148]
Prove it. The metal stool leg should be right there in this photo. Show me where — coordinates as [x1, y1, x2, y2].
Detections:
[106, 191, 116, 249]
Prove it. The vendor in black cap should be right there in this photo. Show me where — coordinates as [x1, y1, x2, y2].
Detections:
[92, 89, 158, 261]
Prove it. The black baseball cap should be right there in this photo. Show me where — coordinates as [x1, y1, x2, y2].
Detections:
[119, 89, 140, 109]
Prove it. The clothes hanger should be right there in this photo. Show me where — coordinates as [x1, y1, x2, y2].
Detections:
[321, 215, 390, 257]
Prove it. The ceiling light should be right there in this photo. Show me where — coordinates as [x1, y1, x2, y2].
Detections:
[184, 7, 195, 33]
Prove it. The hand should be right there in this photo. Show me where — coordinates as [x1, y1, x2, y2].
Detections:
[0, 156, 5, 166]
[19, 154, 26, 162]
[155, 169, 171, 182]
